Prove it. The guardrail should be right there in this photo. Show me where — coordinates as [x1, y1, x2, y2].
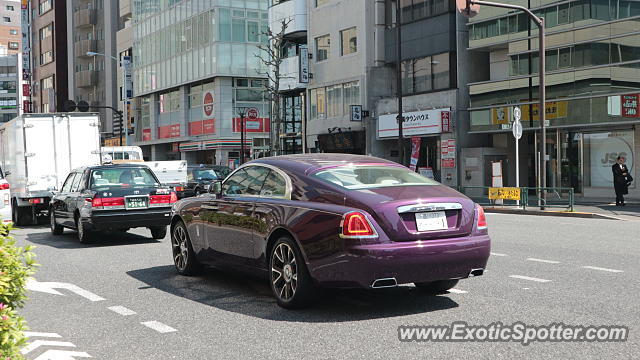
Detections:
[457, 186, 575, 212]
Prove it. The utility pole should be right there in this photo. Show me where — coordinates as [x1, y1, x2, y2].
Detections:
[395, 0, 405, 166]
[238, 108, 247, 165]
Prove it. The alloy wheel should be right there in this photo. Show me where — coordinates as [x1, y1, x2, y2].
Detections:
[172, 225, 189, 271]
[271, 243, 298, 301]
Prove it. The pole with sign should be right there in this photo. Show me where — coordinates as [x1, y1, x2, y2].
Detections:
[512, 106, 523, 205]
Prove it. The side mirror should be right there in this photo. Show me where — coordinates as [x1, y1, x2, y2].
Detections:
[209, 180, 222, 197]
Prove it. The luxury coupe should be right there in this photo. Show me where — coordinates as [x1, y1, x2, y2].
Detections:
[169, 154, 490, 308]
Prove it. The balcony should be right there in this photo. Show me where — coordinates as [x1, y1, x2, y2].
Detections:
[279, 55, 308, 91]
[119, 0, 131, 18]
[74, 8, 96, 28]
[269, 0, 307, 36]
[76, 70, 98, 88]
[74, 39, 97, 57]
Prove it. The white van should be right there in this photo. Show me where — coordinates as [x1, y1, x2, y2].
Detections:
[101, 146, 144, 164]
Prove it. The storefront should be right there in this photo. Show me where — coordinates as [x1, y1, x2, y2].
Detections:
[178, 139, 253, 167]
[317, 131, 366, 154]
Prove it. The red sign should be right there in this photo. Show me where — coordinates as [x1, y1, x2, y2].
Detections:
[22, 84, 30, 97]
[171, 143, 179, 152]
[442, 159, 455, 168]
[233, 117, 270, 133]
[188, 119, 216, 136]
[409, 137, 421, 171]
[158, 124, 181, 139]
[142, 129, 151, 141]
[203, 91, 214, 117]
[621, 94, 639, 117]
[247, 107, 259, 120]
[441, 111, 451, 132]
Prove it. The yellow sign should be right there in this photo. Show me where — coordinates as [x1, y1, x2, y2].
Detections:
[521, 101, 568, 121]
[488, 187, 521, 201]
[104, 137, 122, 146]
[491, 107, 510, 124]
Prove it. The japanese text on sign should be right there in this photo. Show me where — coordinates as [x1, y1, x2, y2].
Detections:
[488, 187, 521, 201]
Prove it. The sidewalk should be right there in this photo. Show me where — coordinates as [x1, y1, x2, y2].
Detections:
[484, 201, 640, 221]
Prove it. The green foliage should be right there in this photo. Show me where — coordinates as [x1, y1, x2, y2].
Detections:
[0, 223, 38, 360]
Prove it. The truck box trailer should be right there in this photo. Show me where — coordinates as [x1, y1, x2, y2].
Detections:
[0, 113, 101, 225]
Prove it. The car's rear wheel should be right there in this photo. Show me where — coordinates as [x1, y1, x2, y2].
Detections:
[414, 279, 459, 294]
[171, 221, 200, 275]
[50, 209, 63, 235]
[12, 203, 33, 226]
[76, 216, 93, 244]
[150, 226, 167, 239]
[269, 237, 315, 309]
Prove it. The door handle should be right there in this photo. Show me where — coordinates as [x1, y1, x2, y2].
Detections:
[202, 205, 219, 210]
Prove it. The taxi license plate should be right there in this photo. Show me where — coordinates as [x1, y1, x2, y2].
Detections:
[126, 196, 148, 209]
[415, 211, 448, 231]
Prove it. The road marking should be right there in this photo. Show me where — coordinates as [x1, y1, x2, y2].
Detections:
[107, 306, 137, 316]
[141, 321, 177, 333]
[26, 279, 105, 302]
[581, 266, 624, 273]
[509, 275, 552, 283]
[24, 332, 62, 338]
[490, 252, 507, 257]
[21, 340, 75, 354]
[526, 258, 560, 264]
[34, 350, 92, 360]
[448, 288, 467, 294]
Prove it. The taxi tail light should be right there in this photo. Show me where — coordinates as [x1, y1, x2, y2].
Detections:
[0, 183, 9, 190]
[476, 205, 487, 230]
[91, 197, 125, 208]
[341, 211, 376, 238]
[149, 192, 178, 204]
[174, 186, 184, 192]
[28, 198, 42, 204]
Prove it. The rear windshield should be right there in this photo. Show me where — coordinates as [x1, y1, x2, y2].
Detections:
[90, 167, 159, 189]
[189, 168, 219, 181]
[314, 165, 440, 190]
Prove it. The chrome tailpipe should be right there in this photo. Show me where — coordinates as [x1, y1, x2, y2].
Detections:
[469, 268, 484, 277]
[371, 277, 398, 288]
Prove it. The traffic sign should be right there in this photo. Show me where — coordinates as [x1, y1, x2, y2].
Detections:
[350, 105, 362, 121]
[512, 120, 523, 140]
[513, 106, 521, 121]
[247, 107, 259, 120]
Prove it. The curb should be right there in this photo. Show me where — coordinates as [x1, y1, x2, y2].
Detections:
[484, 208, 622, 220]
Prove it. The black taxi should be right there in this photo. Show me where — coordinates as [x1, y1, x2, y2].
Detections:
[50, 163, 176, 243]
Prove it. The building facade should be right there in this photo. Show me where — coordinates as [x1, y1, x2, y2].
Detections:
[0, 0, 20, 55]
[466, 0, 640, 199]
[0, 54, 18, 121]
[115, 0, 133, 146]
[131, 0, 270, 165]
[30, 0, 69, 114]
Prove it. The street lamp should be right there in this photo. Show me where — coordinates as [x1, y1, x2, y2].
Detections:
[458, 0, 547, 210]
[86, 51, 118, 61]
[237, 108, 247, 165]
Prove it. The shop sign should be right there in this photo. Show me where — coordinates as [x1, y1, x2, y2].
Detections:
[409, 137, 421, 171]
[491, 107, 509, 125]
[520, 101, 568, 121]
[299, 46, 309, 83]
[378, 108, 450, 138]
[203, 91, 214, 117]
[442, 159, 455, 168]
[621, 94, 639, 117]
[142, 129, 151, 141]
[586, 131, 634, 187]
[441, 111, 451, 132]
[489, 187, 521, 201]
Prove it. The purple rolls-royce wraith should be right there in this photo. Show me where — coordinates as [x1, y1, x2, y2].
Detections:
[169, 154, 490, 308]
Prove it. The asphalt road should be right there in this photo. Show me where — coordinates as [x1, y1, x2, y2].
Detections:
[14, 214, 639, 359]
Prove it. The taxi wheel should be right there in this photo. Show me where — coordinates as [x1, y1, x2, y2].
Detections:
[150, 226, 167, 239]
[414, 279, 459, 294]
[50, 209, 63, 235]
[76, 216, 93, 244]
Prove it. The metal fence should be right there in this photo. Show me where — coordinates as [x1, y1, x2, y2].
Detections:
[457, 186, 575, 212]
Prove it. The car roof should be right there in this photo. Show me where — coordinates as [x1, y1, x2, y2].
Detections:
[74, 164, 151, 172]
[250, 154, 401, 175]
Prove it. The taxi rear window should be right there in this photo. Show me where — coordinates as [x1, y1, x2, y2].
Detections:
[90, 168, 159, 189]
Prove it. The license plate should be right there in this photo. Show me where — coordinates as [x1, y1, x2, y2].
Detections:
[415, 211, 448, 231]
[126, 196, 148, 209]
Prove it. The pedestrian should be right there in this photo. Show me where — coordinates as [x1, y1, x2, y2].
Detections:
[612, 156, 632, 206]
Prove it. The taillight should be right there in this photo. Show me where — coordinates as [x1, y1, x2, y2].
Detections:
[0, 183, 9, 190]
[476, 205, 487, 230]
[28, 198, 43, 204]
[170, 191, 178, 203]
[149, 192, 178, 205]
[174, 186, 184, 192]
[92, 197, 125, 209]
[341, 211, 376, 238]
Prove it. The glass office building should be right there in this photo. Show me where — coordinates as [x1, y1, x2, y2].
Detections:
[466, 0, 640, 199]
[131, 0, 270, 165]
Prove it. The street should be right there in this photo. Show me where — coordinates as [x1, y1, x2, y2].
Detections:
[15, 213, 639, 359]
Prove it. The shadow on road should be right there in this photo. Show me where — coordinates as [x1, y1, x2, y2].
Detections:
[127, 265, 459, 322]
[25, 229, 161, 249]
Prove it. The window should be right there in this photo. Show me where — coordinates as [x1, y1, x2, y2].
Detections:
[2, 17, 10, 23]
[340, 27, 357, 55]
[222, 166, 270, 196]
[6, 5, 14, 11]
[71, 172, 84, 192]
[89, 168, 159, 189]
[0, 81, 16, 93]
[260, 170, 287, 197]
[314, 165, 439, 190]
[8, 42, 19, 50]
[316, 34, 330, 61]
[316, 0, 330, 6]
[61, 173, 76, 193]
[9, 29, 17, 35]
[401, 53, 451, 94]
[39, 0, 52, 14]
[393, 0, 451, 25]
[40, 50, 53, 65]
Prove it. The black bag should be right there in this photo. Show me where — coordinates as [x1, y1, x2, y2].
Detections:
[626, 174, 633, 187]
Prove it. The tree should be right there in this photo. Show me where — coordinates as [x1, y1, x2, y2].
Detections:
[256, 18, 293, 156]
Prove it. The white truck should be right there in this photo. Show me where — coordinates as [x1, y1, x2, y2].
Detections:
[0, 113, 101, 225]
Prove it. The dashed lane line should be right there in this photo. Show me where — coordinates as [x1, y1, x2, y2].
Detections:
[490, 252, 507, 257]
[107, 305, 137, 316]
[141, 321, 178, 333]
[508, 275, 552, 283]
[24, 332, 62, 338]
[448, 288, 468, 294]
[526, 258, 560, 264]
[581, 266, 624, 273]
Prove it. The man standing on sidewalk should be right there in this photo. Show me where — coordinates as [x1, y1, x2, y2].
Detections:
[612, 156, 631, 206]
